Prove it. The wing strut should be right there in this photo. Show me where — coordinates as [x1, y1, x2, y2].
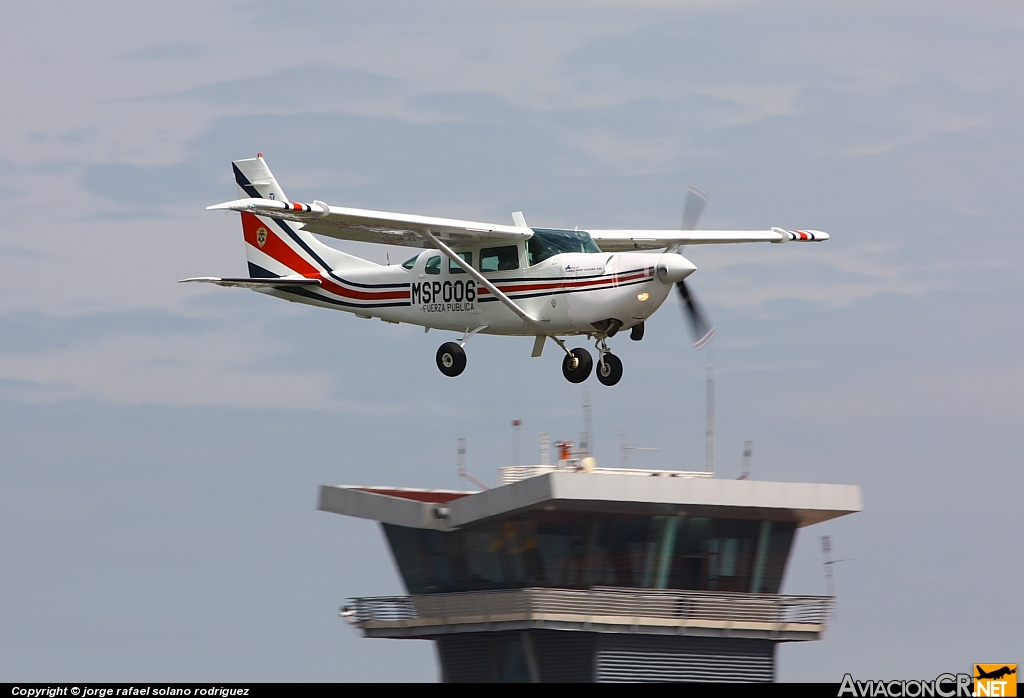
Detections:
[419, 229, 542, 326]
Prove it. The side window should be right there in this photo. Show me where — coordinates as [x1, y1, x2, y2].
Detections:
[480, 245, 520, 272]
[425, 255, 441, 275]
[401, 254, 419, 270]
[449, 251, 473, 274]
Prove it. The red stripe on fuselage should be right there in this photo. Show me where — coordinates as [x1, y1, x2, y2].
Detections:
[319, 277, 410, 301]
[477, 269, 652, 296]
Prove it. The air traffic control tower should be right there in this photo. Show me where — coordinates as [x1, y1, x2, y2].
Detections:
[319, 463, 861, 682]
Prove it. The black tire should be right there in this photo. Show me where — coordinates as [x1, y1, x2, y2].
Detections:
[630, 322, 645, 341]
[561, 348, 593, 383]
[436, 342, 467, 377]
[596, 352, 623, 386]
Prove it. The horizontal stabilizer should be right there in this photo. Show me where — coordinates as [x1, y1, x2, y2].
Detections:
[179, 276, 321, 288]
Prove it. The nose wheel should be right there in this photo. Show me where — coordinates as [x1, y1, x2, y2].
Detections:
[436, 342, 467, 377]
[596, 352, 623, 386]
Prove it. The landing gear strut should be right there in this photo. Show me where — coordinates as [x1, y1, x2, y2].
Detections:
[436, 342, 466, 377]
[435, 326, 486, 377]
[594, 336, 623, 386]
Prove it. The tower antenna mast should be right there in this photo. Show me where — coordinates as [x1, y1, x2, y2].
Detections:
[457, 438, 489, 490]
[706, 344, 715, 475]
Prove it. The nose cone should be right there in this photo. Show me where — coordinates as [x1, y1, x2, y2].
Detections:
[656, 254, 696, 284]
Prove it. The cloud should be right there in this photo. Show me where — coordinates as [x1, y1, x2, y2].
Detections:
[0, 314, 342, 410]
[144, 64, 407, 113]
[117, 41, 210, 62]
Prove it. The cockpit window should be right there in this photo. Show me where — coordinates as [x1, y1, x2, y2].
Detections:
[527, 228, 601, 266]
[480, 245, 520, 272]
[449, 251, 473, 274]
[425, 255, 441, 275]
[401, 254, 419, 270]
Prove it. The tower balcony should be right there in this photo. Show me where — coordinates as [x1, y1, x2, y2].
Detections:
[343, 586, 834, 642]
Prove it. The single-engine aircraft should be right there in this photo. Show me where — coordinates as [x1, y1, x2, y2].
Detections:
[183, 155, 828, 385]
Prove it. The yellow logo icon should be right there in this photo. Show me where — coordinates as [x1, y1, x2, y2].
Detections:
[256, 227, 268, 248]
[974, 665, 1017, 697]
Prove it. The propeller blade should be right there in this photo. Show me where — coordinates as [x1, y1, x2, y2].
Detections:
[677, 280, 715, 348]
[678, 185, 714, 348]
[681, 185, 709, 231]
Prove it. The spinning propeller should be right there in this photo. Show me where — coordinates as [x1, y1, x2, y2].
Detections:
[676, 186, 716, 349]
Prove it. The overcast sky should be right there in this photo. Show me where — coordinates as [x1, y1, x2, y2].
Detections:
[1, 0, 1021, 682]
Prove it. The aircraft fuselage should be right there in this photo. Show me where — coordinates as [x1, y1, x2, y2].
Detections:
[261, 248, 690, 337]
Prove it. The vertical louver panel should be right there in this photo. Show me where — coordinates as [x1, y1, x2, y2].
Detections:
[596, 636, 775, 683]
[533, 631, 595, 683]
[437, 634, 496, 683]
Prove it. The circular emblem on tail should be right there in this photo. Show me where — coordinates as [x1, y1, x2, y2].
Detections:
[256, 227, 268, 248]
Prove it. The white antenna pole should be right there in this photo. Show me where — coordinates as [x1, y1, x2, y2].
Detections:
[620, 430, 627, 464]
[738, 440, 752, 480]
[457, 437, 489, 490]
[540, 432, 550, 466]
[582, 388, 593, 457]
[820, 536, 852, 619]
[706, 343, 715, 476]
[821, 535, 835, 597]
[511, 420, 522, 466]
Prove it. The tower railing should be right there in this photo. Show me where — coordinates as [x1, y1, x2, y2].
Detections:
[497, 465, 714, 486]
[343, 587, 833, 629]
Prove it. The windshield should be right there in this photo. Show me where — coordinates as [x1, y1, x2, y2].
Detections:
[527, 228, 601, 266]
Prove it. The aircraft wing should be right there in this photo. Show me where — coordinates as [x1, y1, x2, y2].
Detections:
[207, 198, 532, 248]
[587, 228, 829, 252]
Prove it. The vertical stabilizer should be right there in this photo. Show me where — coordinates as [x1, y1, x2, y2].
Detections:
[230, 155, 376, 277]
[233, 155, 288, 202]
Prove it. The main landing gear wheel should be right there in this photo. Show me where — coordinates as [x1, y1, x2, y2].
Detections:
[561, 348, 593, 383]
[596, 352, 623, 386]
[436, 342, 466, 377]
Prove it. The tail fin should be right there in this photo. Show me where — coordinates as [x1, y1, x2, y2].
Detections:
[231, 155, 375, 278]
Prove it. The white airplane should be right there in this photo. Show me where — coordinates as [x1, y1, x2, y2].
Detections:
[183, 155, 828, 385]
